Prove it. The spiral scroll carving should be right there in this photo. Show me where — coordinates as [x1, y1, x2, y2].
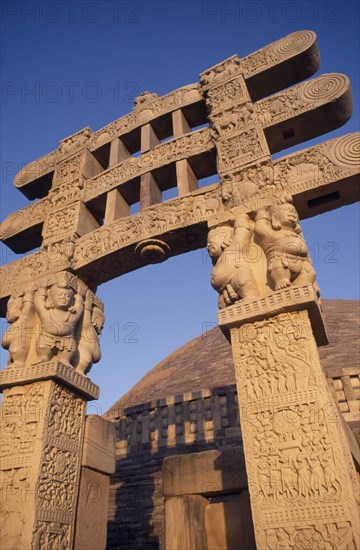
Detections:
[271, 30, 316, 59]
[331, 133, 360, 168]
[0, 211, 25, 239]
[14, 152, 56, 189]
[299, 73, 349, 103]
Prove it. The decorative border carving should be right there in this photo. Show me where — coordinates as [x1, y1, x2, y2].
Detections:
[217, 285, 327, 346]
[0, 361, 99, 400]
[90, 83, 202, 149]
[256, 73, 350, 127]
[1, 132, 359, 302]
[199, 31, 317, 86]
[74, 185, 221, 268]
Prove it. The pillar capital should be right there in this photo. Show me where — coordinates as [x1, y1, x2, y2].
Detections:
[0, 361, 99, 401]
[217, 284, 328, 347]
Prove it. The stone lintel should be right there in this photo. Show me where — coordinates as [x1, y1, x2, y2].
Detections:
[217, 285, 328, 347]
[0, 361, 99, 400]
[162, 448, 247, 497]
[81, 414, 116, 474]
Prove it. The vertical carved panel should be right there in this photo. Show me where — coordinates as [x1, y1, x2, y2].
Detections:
[230, 310, 360, 549]
[32, 383, 86, 549]
[0, 380, 87, 550]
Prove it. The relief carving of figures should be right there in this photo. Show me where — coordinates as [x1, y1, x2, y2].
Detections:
[43, 205, 77, 242]
[47, 385, 85, 440]
[217, 128, 269, 174]
[207, 214, 267, 308]
[85, 128, 212, 201]
[76, 292, 104, 376]
[235, 314, 314, 403]
[90, 84, 200, 149]
[0, 467, 29, 549]
[212, 102, 256, 137]
[34, 272, 86, 366]
[200, 57, 241, 88]
[232, 313, 344, 510]
[205, 76, 249, 114]
[266, 522, 356, 550]
[248, 402, 342, 507]
[32, 521, 69, 550]
[1, 287, 35, 368]
[193, 192, 221, 219]
[0, 383, 46, 550]
[53, 153, 84, 187]
[48, 180, 84, 210]
[253, 195, 319, 294]
[58, 127, 91, 157]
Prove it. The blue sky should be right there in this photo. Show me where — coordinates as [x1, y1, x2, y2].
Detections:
[1, 0, 359, 414]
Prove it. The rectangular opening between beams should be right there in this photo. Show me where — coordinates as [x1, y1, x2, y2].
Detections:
[283, 128, 295, 140]
[307, 191, 340, 209]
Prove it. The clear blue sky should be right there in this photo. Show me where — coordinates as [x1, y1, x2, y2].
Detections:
[1, 1, 359, 414]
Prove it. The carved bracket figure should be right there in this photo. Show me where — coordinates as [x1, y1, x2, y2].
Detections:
[1, 288, 35, 368]
[208, 189, 320, 308]
[1, 271, 104, 376]
[253, 195, 320, 295]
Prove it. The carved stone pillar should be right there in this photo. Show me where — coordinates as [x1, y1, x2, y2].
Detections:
[217, 287, 360, 549]
[0, 271, 104, 550]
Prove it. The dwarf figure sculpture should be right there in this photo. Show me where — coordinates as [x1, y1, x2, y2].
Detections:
[76, 291, 105, 376]
[34, 272, 85, 366]
[254, 196, 319, 294]
[1, 288, 35, 368]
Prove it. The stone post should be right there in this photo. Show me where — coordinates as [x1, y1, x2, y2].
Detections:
[217, 286, 360, 549]
[0, 363, 99, 549]
[74, 415, 116, 550]
[0, 270, 104, 550]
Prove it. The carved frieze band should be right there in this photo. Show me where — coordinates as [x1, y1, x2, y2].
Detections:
[1, 132, 359, 301]
[13, 84, 202, 190]
[89, 83, 202, 150]
[2, 129, 358, 248]
[217, 285, 327, 346]
[84, 127, 213, 201]
[200, 31, 317, 88]
[74, 185, 221, 267]
[0, 361, 100, 400]
[255, 73, 350, 128]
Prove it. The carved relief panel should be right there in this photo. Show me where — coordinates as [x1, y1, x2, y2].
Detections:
[230, 310, 360, 549]
[1, 271, 104, 376]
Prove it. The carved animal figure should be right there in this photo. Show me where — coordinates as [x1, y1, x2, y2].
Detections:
[207, 215, 266, 308]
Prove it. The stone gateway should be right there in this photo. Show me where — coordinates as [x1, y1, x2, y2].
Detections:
[1, 30, 359, 550]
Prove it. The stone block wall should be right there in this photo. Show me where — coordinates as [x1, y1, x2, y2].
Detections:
[105, 369, 359, 549]
[106, 385, 242, 548]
